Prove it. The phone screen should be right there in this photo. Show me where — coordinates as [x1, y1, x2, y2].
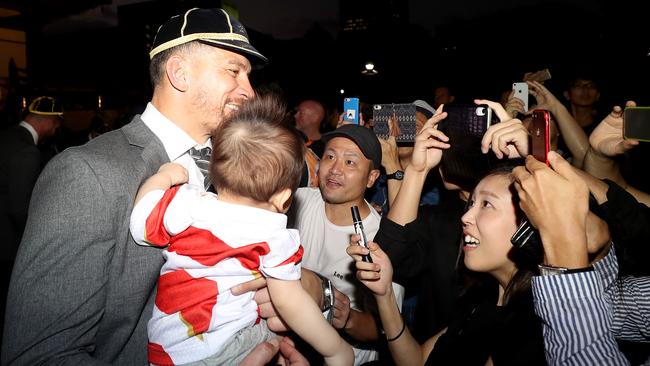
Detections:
[530, 109, 550, 165]
[624, 107, 650, 142]
[343, 98, 360, 124]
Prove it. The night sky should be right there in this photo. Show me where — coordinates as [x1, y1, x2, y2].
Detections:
[20, 0, 650, 110]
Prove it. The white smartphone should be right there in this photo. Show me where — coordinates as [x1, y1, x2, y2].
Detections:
[512, 82, 529, 112]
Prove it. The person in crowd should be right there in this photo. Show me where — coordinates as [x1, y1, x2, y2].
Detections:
[1, 8, 296, 365]
[348, 153, 548, 364]
[514, 152, 650, 365]
[563, 74, 602, 134]
[294, 99, 326, 158]
[433, 85, 456, 109]
[0, 95, 63, 347]
[130, 95, 352, 366]
[288, 124, 403, 365]
[0, 96, 63, 264]
[292, 99, 324, 188]
[373, 100, 529, 342]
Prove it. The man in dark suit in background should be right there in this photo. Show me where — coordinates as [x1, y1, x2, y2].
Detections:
[1, 8, 280, 365]
[0, 96, 62, 264]
[0, 96, 62, 348]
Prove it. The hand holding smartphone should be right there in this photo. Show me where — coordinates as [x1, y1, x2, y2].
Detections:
[511, 109, 550, 259]
[351, 206, 372, 263]
[530, 109, 550, 165]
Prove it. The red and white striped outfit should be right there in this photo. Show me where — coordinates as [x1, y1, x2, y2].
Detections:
[130, 184, 303, 365]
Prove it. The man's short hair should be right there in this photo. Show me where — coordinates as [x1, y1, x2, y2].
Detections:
[211, 94, 306, 202]
[148, 41, 198, 88]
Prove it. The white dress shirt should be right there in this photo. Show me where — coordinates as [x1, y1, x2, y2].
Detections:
[140, 102, 211, 189]
[19, 121, 38, 145]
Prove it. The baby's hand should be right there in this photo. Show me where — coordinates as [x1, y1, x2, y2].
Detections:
[158, 163, 189, 186]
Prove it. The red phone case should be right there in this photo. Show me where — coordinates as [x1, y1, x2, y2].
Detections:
[530, 109, 550, 166]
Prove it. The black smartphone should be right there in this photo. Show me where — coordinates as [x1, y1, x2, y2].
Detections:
[437, 104, 493, 188]
[530, 109, 550, 165]
[351, 206, 373, 263]
[510, 219, 543, 259]
[372, 103, 417, 142]
[624, 107, 650, 142]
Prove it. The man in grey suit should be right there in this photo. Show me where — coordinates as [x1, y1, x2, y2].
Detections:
[2, 8, 272, 365]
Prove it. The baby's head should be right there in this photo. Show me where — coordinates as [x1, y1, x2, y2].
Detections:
[211, 94, 305, 213]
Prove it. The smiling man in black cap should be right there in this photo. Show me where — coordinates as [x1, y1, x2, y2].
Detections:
[2, 8, 280, 366]
[288, 124, 406, 364]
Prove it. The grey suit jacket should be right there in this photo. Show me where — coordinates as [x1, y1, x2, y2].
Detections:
[2, 116, 169, 365]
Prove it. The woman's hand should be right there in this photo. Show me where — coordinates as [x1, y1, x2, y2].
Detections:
[477, 99, 529, 159]
[409, 104, 450, 174]
[347, 236, 394, 298]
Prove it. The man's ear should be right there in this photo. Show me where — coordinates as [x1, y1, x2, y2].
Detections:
[366, 168, 381, 188]
[449, 95, 455, 103]
[165, 55, 189, 92]
[270, 188, 293, 213]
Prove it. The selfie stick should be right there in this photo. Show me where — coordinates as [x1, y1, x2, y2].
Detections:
[351, 205, 373, 263]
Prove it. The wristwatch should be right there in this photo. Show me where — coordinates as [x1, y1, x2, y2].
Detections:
[315, 272, 335, 311]
[386, 170, 404, 181]
[538, 264, 594, 276]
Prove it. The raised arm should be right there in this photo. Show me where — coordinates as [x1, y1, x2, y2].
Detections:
[583, 102, 650, 206]
[387, 106, 449, 225]
[378, 121, 403, 210]
[513, 152, 632, 365]
[527, 81, 590, 168]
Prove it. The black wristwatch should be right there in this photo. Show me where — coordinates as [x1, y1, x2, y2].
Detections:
[386, 170, 404, 180]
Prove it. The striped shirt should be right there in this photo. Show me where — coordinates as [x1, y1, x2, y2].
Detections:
[532, 247, 650, 365]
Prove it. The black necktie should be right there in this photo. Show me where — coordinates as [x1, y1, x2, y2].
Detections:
[188, 147, 212, 191]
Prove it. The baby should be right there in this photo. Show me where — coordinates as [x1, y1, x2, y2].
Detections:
[130, 95, 352, 365]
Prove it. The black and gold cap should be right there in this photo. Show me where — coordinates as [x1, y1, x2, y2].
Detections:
[149, 8, 268, 66]
[28, 96, 63, 117]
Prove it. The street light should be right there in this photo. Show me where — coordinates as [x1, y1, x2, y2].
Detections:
[362, 62, 378, 75]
